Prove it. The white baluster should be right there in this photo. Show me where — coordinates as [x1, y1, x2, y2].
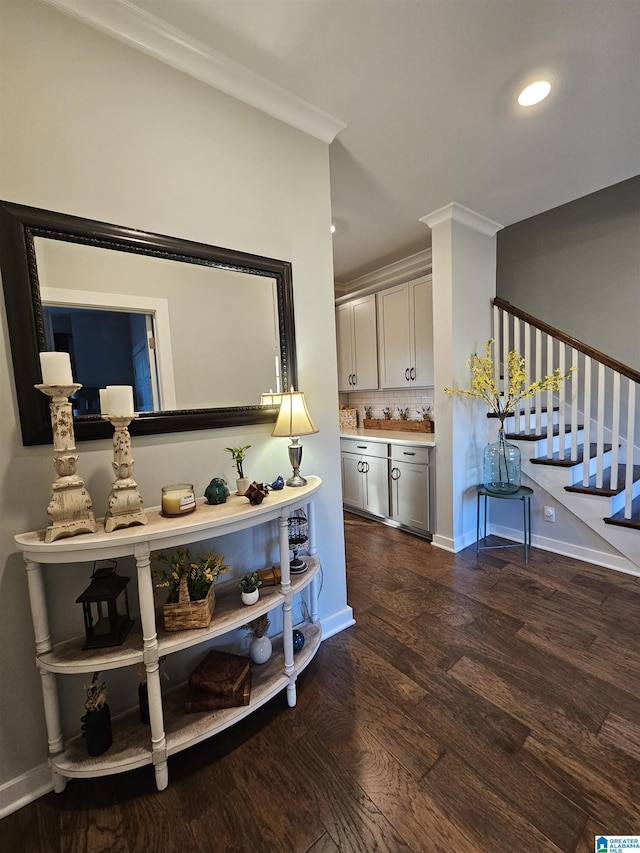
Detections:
[624, 381, 635, 519]
[610, 372, 621, 490]
[582, 357, 592, 487]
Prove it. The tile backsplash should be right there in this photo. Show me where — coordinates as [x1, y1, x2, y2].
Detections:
[340, 388, 434, 426]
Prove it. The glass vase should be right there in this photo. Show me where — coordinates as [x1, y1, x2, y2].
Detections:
[483, 429, 521, 494]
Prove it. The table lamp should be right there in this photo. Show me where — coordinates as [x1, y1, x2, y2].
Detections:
[272, 389, 318, 486]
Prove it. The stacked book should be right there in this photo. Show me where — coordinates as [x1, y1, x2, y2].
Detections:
[185, 649, 252, 713]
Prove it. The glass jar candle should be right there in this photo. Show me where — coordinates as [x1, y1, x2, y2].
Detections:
[161, 484, 196, 517]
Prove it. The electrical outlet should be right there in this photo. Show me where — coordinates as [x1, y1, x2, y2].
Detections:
[543, 506, 556, 523]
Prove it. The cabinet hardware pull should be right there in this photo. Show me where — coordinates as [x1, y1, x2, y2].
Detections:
[357, 445, 368, 449]
[410, 367, 416, 381]
[353, 373, 357, 385]
[357, 460, 363, 473]
[391, 467, 400, 480]
[403, 452, 416, 456]
[363, 461, 370, 474]
[405, 368, 410, 381]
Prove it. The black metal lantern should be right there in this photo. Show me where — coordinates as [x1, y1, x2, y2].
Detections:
[288, 509, 309, 574]
[76, 560, 133, 649]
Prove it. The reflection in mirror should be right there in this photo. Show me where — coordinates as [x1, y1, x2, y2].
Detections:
[0, 199, 297, 445]
[36, 238, 281, 413]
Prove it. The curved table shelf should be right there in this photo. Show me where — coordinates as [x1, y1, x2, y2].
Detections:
[16, 478, 323, 791]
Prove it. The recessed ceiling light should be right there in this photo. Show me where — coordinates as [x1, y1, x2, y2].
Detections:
[518, 80, 551, 106]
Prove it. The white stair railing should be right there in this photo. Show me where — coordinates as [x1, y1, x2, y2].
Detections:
[494, 298, 640, 520]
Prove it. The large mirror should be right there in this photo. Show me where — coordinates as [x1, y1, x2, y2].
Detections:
[0, 200, 297, 445]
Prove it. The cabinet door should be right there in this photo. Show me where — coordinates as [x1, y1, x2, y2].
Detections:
[335, 303, 354, 392]
[363, 455, 389, 518]
[378, 284, 411, 388]
[351, 296, 378, 390]
[390, 460, 428, 531]
[341, 452, 363, 509]
[410, 277, 434, 388]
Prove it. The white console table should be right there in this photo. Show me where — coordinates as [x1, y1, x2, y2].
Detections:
[15, 476, 322, 793]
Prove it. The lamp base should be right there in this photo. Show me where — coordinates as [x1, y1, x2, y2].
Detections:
[289, 557, 307, 574]
[285, 472, 307, 487]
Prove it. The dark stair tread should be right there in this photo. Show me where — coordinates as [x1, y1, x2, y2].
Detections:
[604, 495, 640, 530]
[505, 424, 583, 441]
[565, 465, 640, 497]
[530, 443, 613, 467]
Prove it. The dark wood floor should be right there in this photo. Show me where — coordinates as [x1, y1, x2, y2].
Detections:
[3, 514, 640, 852]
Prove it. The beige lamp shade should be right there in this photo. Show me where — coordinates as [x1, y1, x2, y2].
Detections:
[272, 391, 319, 437]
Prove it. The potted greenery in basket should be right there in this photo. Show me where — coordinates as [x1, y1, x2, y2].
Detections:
[239, 570, 262, 605]
[81, 671, 112, 756]
[244, 613, 272, 664]
[152, 547, 230, 631]
[225, 445, 251, 495]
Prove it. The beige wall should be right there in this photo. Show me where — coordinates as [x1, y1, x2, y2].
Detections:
[0, 0, 349, 805]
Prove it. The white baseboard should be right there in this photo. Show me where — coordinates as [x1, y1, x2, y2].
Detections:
[0, 762, 52, 819]
[491, 523, 640, 577]
[320, 606, 355, 640]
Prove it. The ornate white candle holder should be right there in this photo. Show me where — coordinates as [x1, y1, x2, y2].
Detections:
[35, 383, 98, 543]
[102, 414, 147, 533]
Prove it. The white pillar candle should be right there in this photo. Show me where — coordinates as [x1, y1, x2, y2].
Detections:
[39, 351, 73, 385]
[106, 385, 134, 416]
[99, 388, 110, 415]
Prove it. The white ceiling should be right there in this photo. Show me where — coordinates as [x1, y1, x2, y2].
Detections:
[54, 0, 640, 283]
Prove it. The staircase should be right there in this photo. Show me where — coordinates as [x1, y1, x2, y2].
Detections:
[492, 298, 640, 572]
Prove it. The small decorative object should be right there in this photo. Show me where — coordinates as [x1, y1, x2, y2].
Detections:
[270, 475, 285, 491]
[153, 547, 230, 631]
[225, 445, 251, 495]
[239, 571, 262, 605]
[445, 339, 575, 494]
[338, 406, 357, 431]
[382, 406, 392, 420]
[245, 614, 272, 664]
[260, 389, 283, 407]
[76, 559, 133, 649]
[245, 481, 269, 505]
[204, 477, 229, 505]
[288, 509, 309, 574]
[417, 406, 435, 432]
[36, 352, 98, 543]
[81, 672, 112, 756]
[292, 629, 305, 653]
[364, 405, 373, 420]
[398, 407, 410, 420]
[257, 565, 282, 587]
[161, 483, 196, 516]
[271, 388, 319, 487]
[186, 649, 252, 712]
[100, 386, 147, 532]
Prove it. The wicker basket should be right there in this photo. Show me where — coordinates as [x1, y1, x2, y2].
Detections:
[162, 570, 216, 631]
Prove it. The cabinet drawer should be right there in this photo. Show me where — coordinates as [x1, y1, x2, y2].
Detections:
[390, 444, 430, 465]
[340, 438, 388, 458]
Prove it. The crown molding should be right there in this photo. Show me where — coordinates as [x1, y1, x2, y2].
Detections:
[41, 0, 346, 144]
[420, 202, 502, 237]
[334, 248, 432, 303]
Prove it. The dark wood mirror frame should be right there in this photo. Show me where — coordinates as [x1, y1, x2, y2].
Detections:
[0, 200, 297, 446]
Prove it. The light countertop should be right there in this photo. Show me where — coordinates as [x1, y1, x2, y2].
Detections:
[339, 428, 436, 447]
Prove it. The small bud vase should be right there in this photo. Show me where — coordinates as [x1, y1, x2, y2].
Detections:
[483, 428, 521, 494]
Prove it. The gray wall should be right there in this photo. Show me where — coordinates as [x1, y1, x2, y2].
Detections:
[496, 175, 640, 370]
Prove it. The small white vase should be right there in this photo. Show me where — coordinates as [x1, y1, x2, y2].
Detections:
[250, 634, 272, 664]
[236, 477, 250, 496]
[241, 589, 259, 606]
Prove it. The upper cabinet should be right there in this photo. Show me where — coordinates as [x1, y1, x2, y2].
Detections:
[335, 294, 379, 392]
[377, 276, 433, 389]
